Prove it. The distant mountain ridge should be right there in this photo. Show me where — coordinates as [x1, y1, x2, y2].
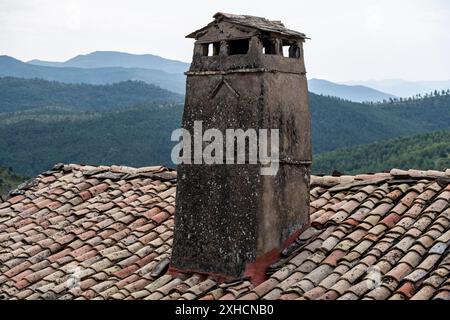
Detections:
[3, 51, 450, 101]
[0, 55, 186, 94]
[28, 51, 190, 74]
[308, 78, 397, 102]
[344, 79, 450, 98]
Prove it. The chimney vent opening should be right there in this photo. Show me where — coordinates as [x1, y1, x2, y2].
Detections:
[281, 41, 301, 58]
[262, 39, 278, 55]
[228, 39, 250, 55]
[201, 42, 220, 56]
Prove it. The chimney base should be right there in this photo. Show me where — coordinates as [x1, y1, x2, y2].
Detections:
[168, 226, 307, 287]
[243, 228, 304, 286]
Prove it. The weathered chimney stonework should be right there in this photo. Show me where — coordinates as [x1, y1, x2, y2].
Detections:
[171, 13, 311, 281]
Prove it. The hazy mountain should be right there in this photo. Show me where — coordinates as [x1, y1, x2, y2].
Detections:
[28, 51, 190, 74]
[308, 78, 396, 102]
[0, 55, 186, 93]
[344, 79, 450, 98]
[19, 51, 450, 99]
[27, 59, 64, 68]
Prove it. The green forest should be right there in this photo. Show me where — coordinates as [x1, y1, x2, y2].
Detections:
[309, 90, 450, 153]
[0, 166, 26, 198]
[0, 77, 182, 113]
[314, 130, 450, 174]
[0, 77, 449, 193]
[0, 103, 184, 176]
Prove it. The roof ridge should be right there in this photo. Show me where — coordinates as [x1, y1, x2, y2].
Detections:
[6, 163, 177, 199]
[214, 12, 285, 25]
[311, 168, 450, 188]
[188, 12, 307, 39]
[49, 163, 175, 175]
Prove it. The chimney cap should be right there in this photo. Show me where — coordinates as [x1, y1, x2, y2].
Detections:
[186, 12, 309, 40]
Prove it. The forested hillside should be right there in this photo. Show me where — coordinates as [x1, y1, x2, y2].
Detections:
[0, 167, 26, 198]
[310, 90, 450, 153]
[0, 77, 449, 176]
[0, 103, 183, 176]
[0, 77, 182, 112]
[314, 130, 450, 174]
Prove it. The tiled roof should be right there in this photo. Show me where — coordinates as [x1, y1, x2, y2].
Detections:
[0, 164, 449, 300]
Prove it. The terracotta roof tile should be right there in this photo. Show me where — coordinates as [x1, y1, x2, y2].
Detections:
[411, 285, 436, 300]
[317, 289, 339, 300]
[1, 165, 449, 300]
[261, 288, 284, 300]
[433, 290, 450, 300]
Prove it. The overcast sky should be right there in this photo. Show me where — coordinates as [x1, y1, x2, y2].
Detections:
[1, 0, 449, 81]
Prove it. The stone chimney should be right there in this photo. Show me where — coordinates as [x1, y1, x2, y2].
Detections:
[171, 13, 311, 282]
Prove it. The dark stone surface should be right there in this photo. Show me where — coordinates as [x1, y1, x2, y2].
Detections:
[182, 71, 311, 162]
[172, 164, 260, 276]
[172, 163, 310, 276]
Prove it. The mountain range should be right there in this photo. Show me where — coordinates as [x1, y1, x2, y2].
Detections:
[344, 79, 450, 98]
[308, 79, 396, 103]
[0, 54, 187, 94]
[28, 51, 190, 74]
[4, 51, 448, 102]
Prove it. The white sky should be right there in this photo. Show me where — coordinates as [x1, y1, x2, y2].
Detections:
[1, 0, 449, 81]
